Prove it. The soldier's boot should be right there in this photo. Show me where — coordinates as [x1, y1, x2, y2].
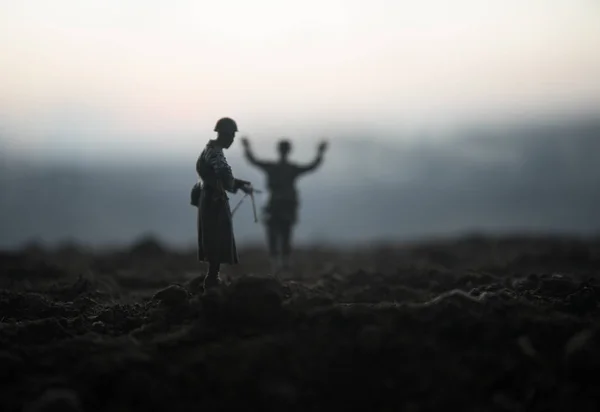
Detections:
[203, 271, 223, 293]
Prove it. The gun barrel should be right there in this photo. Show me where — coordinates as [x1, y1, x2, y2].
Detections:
[250, 191, 258, 223]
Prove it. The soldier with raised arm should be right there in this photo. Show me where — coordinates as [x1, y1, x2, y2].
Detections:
[241, 137, 328, 271]
[195, 117, 253, 291]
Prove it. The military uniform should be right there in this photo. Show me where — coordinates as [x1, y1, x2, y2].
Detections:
[243, 139, 326, 269]
[195, 117, 249, 289]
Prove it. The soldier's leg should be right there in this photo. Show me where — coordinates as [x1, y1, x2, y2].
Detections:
[204, 261, 222, 289]
[280, 222, 293, 268]
[266, 222, 279, 257]
[266, 222, 282, 271]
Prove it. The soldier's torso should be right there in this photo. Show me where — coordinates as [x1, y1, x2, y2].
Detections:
[197, 144, 227, 200]
[266, 162, 299, 201]
[264, 163, 301, 221]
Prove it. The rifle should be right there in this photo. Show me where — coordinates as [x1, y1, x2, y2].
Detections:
[231, 185, 262, 223]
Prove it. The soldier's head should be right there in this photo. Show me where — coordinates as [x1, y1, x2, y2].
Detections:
[277, 139, 292, 160]
[214, 117, 238, 149]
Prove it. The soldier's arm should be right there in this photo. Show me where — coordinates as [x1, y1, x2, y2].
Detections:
[242, 140, 270, 171]
[206, 148, 239, 193]
[295, 152, 324, 176]
[233, 178, 251, 192]
[296, 141, 328, 176]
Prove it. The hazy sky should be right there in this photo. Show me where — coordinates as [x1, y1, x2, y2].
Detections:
[1, 0, 600, 153]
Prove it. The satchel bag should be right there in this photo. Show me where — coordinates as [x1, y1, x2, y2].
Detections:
[190, 181, 201, 207]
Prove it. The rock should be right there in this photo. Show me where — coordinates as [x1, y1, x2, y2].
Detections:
[152, 285, 189, 306]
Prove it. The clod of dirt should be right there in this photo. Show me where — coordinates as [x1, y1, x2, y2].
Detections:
[91, 321, 105, 332]
[203, 275, 286, 328]
[512, 274, 540, 291]
[564, 286, 598, 314]
[44, 275, 95, 301]
[564, 327, 600, 378]
[152, 285, 189, 306]
[536, 274, 580, 297]
[24, 388, 82, 412]
[186, 275, 205, 294]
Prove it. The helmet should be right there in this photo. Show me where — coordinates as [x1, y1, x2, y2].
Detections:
[214, 117, 238, 133]
[278, 139, 292, 153]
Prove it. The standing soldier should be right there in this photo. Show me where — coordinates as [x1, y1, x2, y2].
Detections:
[195, 117, 253, 290]
[240, 137, 328, 271]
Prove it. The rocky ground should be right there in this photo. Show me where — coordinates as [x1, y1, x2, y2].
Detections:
[1, 235, 600, 411]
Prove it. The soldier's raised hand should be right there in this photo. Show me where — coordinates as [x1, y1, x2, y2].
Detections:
[241, 136, 251, 149]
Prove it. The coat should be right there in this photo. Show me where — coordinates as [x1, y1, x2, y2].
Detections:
[196, 140, 247, 265]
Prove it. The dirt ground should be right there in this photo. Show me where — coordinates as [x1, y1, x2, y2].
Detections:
[1, 235, 600, 411]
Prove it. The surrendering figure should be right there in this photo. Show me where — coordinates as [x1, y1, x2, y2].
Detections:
[241, 137, 328, 271]
[194, 117, 253, 290]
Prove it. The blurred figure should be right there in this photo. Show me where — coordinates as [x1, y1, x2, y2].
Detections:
[195, 117, 253, 291]
[241, 137, 328, 271]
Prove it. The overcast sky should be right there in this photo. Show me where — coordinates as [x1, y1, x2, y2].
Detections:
[1, 0, 600, 157]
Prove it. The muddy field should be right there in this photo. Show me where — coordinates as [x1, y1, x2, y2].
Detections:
[1, 235, 600, 411]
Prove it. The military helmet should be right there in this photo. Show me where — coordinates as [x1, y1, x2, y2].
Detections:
[214, 117, 238, 133]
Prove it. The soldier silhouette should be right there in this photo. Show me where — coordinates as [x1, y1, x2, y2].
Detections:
[241, 137, 328, 271]
[194, 117, 253, 291]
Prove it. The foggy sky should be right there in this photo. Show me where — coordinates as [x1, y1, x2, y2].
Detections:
[1, 0, 600, 155]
